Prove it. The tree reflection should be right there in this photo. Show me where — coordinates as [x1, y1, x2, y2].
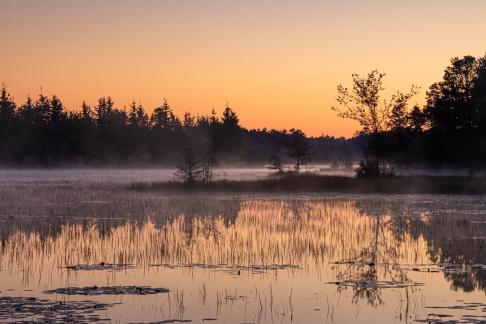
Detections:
[333, 199, 410, 307]
[353, 196, 486, 295]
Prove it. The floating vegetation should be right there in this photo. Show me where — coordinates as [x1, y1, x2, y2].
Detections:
[333, 259, 377, 266]
[401, 263, 486, 274]
[441, 264, 486, 274]
[402, 264, 441, 273]
[43, 285, 170, 295]
[224, 295, 247, 301]
[129, 320, 192, 324]
[414, 301, 486, 323]
[0, 296, 115, 323]
[326, 280, 424, 289]
[65, 262, 136, 271]
[426, 303, 486, 311]
[150, 263, 301, 274]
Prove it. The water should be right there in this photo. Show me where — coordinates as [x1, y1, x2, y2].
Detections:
[0, 166, 354, 184]
[1, 170, 486, 323]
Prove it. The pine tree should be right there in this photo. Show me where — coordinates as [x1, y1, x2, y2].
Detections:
[81, 101, 93, 122]
[49, 95, 66, 126]
[221, 103, 239, 132]
[151, 98, 179, 129]
[34, 94, 50, 124]
[0, 83, 16, 118]
[19, 96, 35, 124]
[94, 97, 114, 127]
[0, 84, 17, 162]
[408, 105, 426, 133]
[128, 101, 138, 127]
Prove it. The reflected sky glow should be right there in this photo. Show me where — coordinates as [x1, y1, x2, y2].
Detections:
[1, 176, 486, 322]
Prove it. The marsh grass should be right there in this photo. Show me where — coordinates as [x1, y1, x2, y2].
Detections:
[1, 175, 486, 322]
[0, 199, 432, 277]
[129, 174, 486, 195]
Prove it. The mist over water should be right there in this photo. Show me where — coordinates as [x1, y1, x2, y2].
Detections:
[0, 166, 478, 185]
[0, 166, 357, 184]
[1, 170, 486, 323]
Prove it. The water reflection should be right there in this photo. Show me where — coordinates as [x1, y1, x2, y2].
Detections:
[353, 197, 486, 295]
[1, 190, 486, 322]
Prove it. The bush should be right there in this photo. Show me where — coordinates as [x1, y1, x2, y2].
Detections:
[355, 160, 381, 177]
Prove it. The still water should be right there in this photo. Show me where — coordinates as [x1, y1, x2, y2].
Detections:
[0, 172, 486, 323]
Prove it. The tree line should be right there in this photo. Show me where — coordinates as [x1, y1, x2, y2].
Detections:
[1, 52, 484, 176]
[333, 53, 486, 175]
[0, 88, 360, 170]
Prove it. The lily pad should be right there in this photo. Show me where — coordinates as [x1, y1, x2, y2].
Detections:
[44, 285, 170, 295]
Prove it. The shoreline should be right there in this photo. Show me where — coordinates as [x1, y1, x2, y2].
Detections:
[128, 174, 486, 195]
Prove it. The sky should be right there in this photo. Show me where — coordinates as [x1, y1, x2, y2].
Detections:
[1, 0, 486, 137]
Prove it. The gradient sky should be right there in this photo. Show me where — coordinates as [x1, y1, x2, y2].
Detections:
[1, 0, 486, 137]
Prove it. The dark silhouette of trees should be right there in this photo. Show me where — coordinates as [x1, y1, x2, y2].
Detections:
[267, 154, 284, 174]
[4, 51, 485, 174]
[0, 86, 361, 168]
[426, 55, 480, 132]
[210, 103, 244, 162]
[175, 138, 203, 183]
[332, 70, 418, 175]
[200, 145, 217, 183]
[0, 84, 18, 163]
[151, 98, 179, 129]
[424, 54, 486, 171]
[286, 129, 313, 173]
[408, 105, 426, 133]
[222, 104, 239, 129]
[331, 52, 486, 175]
[175, 117, 217, 183]
[333, 71, 389, 135]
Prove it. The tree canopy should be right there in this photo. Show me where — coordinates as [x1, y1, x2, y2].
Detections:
[0, 86, 360, 168]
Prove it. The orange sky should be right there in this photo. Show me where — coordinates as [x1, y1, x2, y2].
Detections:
[1, 0, 486, 137]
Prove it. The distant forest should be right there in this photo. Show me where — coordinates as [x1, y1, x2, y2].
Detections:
[0, 87, 362, 167]
[0, 52, 485, 173]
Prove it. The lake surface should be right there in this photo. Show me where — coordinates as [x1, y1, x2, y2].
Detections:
[1, 170, 486, 323]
